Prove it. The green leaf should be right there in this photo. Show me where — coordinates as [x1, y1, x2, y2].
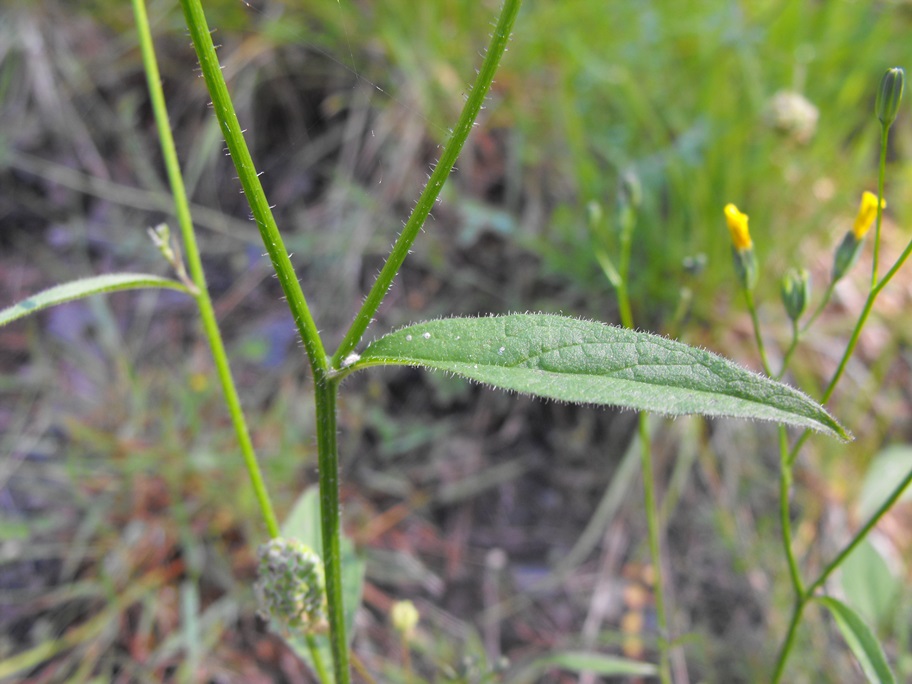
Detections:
[354, 314, 848, 440]
[510, 650, 657, 682]
[859, 446, 912, 518]
[842, 539, 900, 631]
[0, 273, 190, 328]
[278, 486, 365, 684]
[816, 596, 896, 683]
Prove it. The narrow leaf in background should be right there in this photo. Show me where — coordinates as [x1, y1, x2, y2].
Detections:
[0, 274, 189, 328]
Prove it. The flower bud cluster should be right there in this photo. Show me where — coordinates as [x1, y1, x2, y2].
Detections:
[256, 538, 328, 634]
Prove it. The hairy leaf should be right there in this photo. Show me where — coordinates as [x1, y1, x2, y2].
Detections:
[0, 273, 189, 328]
[354, 314, 848, 439]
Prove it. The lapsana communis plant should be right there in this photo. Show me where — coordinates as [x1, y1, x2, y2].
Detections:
[6, 2, 900, 682]
[727, 67, 908, 684]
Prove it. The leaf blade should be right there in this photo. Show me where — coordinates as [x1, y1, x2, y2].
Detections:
[0, 273, 190, 328]
[510, 650, 658, 682]
[816, 596, 896, 684]
[355, 314, 848, 440]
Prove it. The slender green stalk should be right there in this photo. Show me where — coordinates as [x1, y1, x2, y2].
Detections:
[305, 635, 330, 683]
[800, 279, 835, 334]
[808, 465, 912, 595]
[777, 429, 803, 596]
[638, 414, 671, 684]
[331, 0, 523, 368]
[870, 126, 889, 287]
[771, 598, 806, 683]
[743, 288, 772, 376]
[132, 0, 278, 536]
[613, 202, 670, 684]
[776, 320, 800, 381]
[177, 0, 327, 376]
[615, 229, 634, 331]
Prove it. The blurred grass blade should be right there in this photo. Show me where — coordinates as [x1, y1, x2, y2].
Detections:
[816, 596, 896, 684]
[511, 650, 658, 682]
[0, 273, 189, 328]
[354, 314, 848, 440]
[277, 486, 365, 684]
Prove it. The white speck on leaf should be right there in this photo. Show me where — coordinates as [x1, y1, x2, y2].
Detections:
[423, 332, 431, 339]
[341, 353, 360, 368]
[405, 335, 413, 341]
[498, 346, 505, 354]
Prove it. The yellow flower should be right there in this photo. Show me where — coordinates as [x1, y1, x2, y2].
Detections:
[852, 191, 886, 240]
[724, 203, 752, 252]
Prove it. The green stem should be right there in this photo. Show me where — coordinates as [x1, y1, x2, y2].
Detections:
[314, 377, 348, 683]
[331, 0, 523, 368]
[132, 0, 278, 537]
[777, 428, 803, 596]
[613, 202, 669, 684]
[639, 414, 671, 684]
[807, 465, 912, 595]
[771, 598, 807, 684]
[177, 0, 327, 377]
[776, 320, 800, 381]
[306, 634, 330, 683]
[871, 126, 889, 288]
[800, 279, 835, 335]
[743, 288, 771, 376]
[616, 231, 634, 330]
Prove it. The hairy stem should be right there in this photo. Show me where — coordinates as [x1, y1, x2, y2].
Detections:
[332, 0, 523, 367]
[178, 0, 327, 376]
[314, 377, 348, 683]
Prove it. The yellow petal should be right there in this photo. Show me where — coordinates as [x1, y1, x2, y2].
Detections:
[724, 203, 753, 251]
[852, 191, 886, 239]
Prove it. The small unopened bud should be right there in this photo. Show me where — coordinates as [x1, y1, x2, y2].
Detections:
[390, 600, 419, 640]
[616, 171, 642, 239]
[876, 67, 904, 129]
[618, 170, 642, 210]
[148, 223, 176, 266]
[780, 268, 810, 322]
[832, 231, 863, 282]
[256, 538, 327, 634]
[724, 204, 757, 290]
[832, 191, 886, 282]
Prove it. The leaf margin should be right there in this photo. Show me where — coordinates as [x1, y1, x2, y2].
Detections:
[350, 313, 849, 440]
[816, 595, 896, 684]
[0, 273, 190, 328]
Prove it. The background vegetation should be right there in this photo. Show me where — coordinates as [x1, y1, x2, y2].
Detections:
[1, 0, 911, 681]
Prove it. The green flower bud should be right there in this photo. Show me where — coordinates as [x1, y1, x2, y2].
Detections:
[832, 231, 863, 282]
[148, 223, 176, 266]
[780, 268, 810, 322]
[618, 169, 642, 210]
[256, 538, 327, 634]
[732, 245, 758, 291]
[875, 67, 904, 129]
